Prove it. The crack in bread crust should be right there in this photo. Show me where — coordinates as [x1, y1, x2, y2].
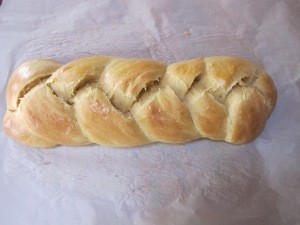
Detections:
[2, 56, 277, 147]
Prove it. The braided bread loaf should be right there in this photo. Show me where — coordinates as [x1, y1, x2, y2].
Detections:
[3, 56, 277, 148]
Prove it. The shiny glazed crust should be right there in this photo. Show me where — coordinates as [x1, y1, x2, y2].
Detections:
[3, 56, 277, 147]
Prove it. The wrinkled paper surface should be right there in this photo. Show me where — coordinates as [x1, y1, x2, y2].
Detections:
[0, 0, 300, 224]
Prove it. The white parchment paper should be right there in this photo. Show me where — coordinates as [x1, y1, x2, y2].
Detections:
[0, 0, 300, 224]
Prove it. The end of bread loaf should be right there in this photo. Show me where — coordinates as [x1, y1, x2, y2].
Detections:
[3, 56, 277, 147]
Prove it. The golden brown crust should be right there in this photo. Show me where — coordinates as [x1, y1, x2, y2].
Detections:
[19, 84, 90, 145]
[185, 83, 228, 140]
[3, 110, 55, 148]
[6, 59, 61, 111]
[2, 56, 277, 147]
[74, 85, 150, 147]
[132, 86, 199, 143]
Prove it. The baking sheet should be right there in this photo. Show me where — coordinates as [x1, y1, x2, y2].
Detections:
[0, 0, 300, 224]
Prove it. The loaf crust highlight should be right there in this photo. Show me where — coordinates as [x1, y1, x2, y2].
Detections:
[3, 56, 277, 147]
